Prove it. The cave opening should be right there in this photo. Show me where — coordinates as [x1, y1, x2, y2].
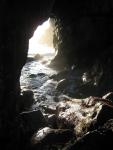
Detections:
[1, 1, 113, 149]
[28, 18, 57, 64]
[20, 17, 59, 101]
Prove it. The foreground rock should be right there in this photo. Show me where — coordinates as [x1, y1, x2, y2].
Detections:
[28, 93, 113, 150]
[34, 54, 43, 60]
[63, 119, 113, 150]
[42, 93, 113, 138]
[19, 109, 47, 136]
[56, 96, 102, 137]
[31, 127, 75, 149]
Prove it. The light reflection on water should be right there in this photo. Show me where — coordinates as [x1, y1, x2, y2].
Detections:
[20, 60, 58, 104]
[20, 18, 59, 106]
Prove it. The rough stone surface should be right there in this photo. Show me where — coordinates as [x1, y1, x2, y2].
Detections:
[63, 120, 113, 150]
[0, 1, 113, 150]
[31, 127, 75, 145]
[19, 110, 47, 135]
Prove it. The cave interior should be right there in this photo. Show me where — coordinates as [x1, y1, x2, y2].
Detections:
[0, 0, 113, 149]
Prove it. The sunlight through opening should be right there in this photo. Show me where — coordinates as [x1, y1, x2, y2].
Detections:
[28, 18, 57, 63]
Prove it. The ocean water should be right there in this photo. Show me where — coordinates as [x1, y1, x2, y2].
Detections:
[20, 57, 59, 108]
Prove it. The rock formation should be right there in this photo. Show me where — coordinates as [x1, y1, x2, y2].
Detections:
[0, 0, 113, 149]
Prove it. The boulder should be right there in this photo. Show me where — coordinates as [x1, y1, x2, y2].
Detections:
[19, 110, 47, 135]
[63, 120, 113, 150]
[31, 127, 75, 147]
[56, 96, 102, 137]
[34, 54, 43, 60]
[22, 90, 35, 110]
[95, 105, 113, 127]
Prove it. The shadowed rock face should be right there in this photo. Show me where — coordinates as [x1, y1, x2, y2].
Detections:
[41, 94, 113, 137]
[0, 0, 54, 115]
[30, 94, 113, 150]
[52, 1, 113, 66]
[0, 1, 113, 149]
[56, 97, 102, 137]
[50, 0, 113, 97]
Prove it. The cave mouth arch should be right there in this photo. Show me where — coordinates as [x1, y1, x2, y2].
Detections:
[28, 17, 57, 63]
[20, 17, 58, 97]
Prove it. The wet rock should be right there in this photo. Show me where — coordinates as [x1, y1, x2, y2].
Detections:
[63, 119, 113, 150]
[56, 96, 102, 137]
[58, 94, 71, 101]
[38, 94, 113, 139]
[40, 95, 111, 137]
[41, 105, 56, 114]
[50, 70, 68, 81]
[90, 93, 113, 129]
[20, 90, 35, 111]
[102, 92, 113, 101]
[19, 110, 47, 135]
[56, 79, 67, 92]
[27, 57, 35, 62]
[47, 114, 57, 128]
[29, 74, 37, 78]
[63, 128, 113, 150]
[31, 127, 75, 146]
[37, 73, 46, 77]
[95, 105, 113, 127]
[34, 54, 43, 60]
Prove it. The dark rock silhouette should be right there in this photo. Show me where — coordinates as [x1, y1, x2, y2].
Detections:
[0, 0, 113, 149]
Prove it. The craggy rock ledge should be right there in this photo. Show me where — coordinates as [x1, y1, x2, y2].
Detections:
[30, 92, 113, 149]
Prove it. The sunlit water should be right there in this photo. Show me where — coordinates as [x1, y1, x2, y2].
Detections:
[20, 18, 61, 108]
[20, 58, 59, 108]
[20, 18, 87, 108]
[20, 55, 95, 109]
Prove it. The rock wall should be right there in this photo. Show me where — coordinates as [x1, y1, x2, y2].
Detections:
[51, 0, 113, 68]
[0, 0, 54, 116]
[49, 0, 113, 97]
